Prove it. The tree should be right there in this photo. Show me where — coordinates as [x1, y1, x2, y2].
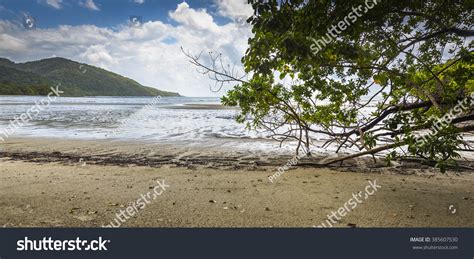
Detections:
[185, 0, 473, 171]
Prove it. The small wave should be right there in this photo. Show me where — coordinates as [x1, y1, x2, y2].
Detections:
[206, 132, 271, 141]
[215, 115, 236, 120]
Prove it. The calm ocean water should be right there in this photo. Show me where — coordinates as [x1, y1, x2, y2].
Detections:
[0, 96, 279, 151]
[1, 95, 472, 156]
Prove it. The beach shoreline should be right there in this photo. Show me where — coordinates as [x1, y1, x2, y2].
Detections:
[1, 137, 473, 172]
[0, 137, 473, 227]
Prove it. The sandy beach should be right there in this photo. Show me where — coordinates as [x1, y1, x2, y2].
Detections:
[0, 137, 472, 227]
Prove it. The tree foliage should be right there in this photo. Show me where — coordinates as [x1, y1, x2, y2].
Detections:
[188, 0, 474, 170]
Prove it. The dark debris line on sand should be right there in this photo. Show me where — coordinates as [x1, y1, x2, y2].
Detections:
[0, 150, 472, 174]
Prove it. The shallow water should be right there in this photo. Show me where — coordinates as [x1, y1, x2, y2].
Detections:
[0, 96, 281, 151]
[2, 95, 471, 156]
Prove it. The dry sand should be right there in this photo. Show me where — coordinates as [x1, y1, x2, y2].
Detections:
[0, 138, 472, 227]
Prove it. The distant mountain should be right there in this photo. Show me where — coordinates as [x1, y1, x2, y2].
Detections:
[0, 57, 180, 97]
[0, 65, 52, 95]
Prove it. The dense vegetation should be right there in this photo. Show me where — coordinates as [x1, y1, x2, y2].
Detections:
[0, 57, 180, 97]
[188, 0, 473, 171]
[0, 65, 51, 95]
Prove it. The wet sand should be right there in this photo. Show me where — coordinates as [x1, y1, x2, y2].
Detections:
[0, 138, 472, 227]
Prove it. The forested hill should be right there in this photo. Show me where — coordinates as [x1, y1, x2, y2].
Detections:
[0, 57, 180, 97]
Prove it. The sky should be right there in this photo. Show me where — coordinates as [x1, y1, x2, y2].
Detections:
[0, 0, 254, 96]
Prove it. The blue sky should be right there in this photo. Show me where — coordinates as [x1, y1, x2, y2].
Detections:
[0, 0, 232, 29]
[0, 0, 253, 96]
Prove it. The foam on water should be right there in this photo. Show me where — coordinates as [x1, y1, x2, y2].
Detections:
[0, 96, 282, 151]
[1, 96, 471, 156]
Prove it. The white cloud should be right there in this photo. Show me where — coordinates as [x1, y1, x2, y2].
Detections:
[0, 3, 253, 97]
[80, 0, 100, 11]
[169, 2, 218, 32]
[0, 34, 27, 53]
[134, 0, 145, 4]
[214, 0, 253, 19]
[45, 0, 63, 9]
[80, 45, 117, 69]
[0, 22, 28, 53]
